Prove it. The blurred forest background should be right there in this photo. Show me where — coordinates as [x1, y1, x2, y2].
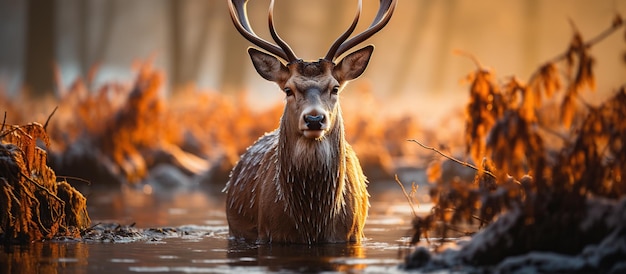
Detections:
[1, 0, 625, 188]
[1, 0, 624, 127]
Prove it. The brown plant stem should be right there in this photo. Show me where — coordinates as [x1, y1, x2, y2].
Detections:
[407, 139, 497, 179]
[43, 106, 58, 131]
[394, 174, 418, 218]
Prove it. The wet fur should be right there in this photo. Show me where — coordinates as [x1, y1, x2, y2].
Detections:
[224, 105, 368, 244]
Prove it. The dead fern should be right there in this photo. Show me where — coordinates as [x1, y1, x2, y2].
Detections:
[463, 68, 506, 163]
[408, 14, 626, 267]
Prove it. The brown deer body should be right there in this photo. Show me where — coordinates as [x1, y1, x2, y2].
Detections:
[224, 0, 396, 244]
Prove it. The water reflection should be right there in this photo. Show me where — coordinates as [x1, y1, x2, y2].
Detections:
[82, 184, 226, 227]
[227, 241, 368, 272]
[1, 237, 407, 273]
[2, 242, 89, 274]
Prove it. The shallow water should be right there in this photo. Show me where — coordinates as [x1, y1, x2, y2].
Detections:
[1, 181, 431, 273]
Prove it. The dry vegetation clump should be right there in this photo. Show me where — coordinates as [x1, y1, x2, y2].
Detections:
[405, 15, 626, 272]
[0, 121, 90, 244]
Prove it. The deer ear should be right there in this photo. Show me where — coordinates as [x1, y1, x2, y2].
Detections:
[248, 47, 289, 82]
[333, 45, 374, 82]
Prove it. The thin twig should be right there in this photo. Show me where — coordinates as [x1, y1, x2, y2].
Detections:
[453, 49, 484, 69]
[408, 139, 497, 179]
[1, 111, 6, 134]
[582, 14, 622, 50]
[394, 174, 418, 218]
[57, 175, 92, 185]
[0, 177, 22, 206]
[441, 223, 473, 237]
[43, 106, 58, 131]
[530, 15, 624, 82]
[471, 214, 489, 228]
[20, 171, 65, 205]
[0, 124, 33, 140]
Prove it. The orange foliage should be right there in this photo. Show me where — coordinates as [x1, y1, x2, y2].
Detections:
[0, 122, 90, 243]
[47, 62, 287, 184]
[413, 14, 626, 253]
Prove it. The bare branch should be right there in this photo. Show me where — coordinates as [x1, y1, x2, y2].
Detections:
[56, 175, 92, 185]
[43, 106, 58, 131]
[1, 111, 6, 133]
[408, 139, 497, 179]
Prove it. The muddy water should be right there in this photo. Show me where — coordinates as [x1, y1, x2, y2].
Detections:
[1, 181, 431, 273]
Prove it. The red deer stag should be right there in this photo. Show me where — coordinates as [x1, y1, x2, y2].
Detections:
[224, 0, 396, 244]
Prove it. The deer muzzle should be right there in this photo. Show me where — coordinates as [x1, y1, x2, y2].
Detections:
[304, 114, 325, 130]
[301, 110, 328, 139]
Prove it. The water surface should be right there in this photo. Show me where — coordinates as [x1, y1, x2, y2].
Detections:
[2, 181, 430, 273]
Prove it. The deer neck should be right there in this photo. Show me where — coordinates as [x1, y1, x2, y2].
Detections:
[276, 107, 347, 222]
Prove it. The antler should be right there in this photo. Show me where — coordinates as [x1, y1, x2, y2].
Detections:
[228, 0, 298, 62]
[324, 0, 397, 62]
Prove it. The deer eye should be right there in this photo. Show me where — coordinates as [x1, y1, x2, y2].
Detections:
[331, 86, 340, 95]
[284, 87, 294, 96]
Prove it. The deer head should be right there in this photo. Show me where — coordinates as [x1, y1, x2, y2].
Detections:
[228, 0, 396, 140]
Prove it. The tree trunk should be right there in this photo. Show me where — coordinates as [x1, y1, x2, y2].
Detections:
[169, 0, 183, 92]
[168, 0, 215, 93]
[24, 0, 56, 97]
[219, 5, 248, 95]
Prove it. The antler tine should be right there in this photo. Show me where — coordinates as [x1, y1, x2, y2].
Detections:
[269, 0, 298, 62]
[228, 0, 290, 61]
[332, 0, 397, 61]
[324, 0, 362, 61]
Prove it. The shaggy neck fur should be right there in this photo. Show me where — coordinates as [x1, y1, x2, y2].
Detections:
[276, 104, 347, 242]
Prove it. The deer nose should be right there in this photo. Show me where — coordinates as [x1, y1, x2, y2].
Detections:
[304, 114, 325, 130]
